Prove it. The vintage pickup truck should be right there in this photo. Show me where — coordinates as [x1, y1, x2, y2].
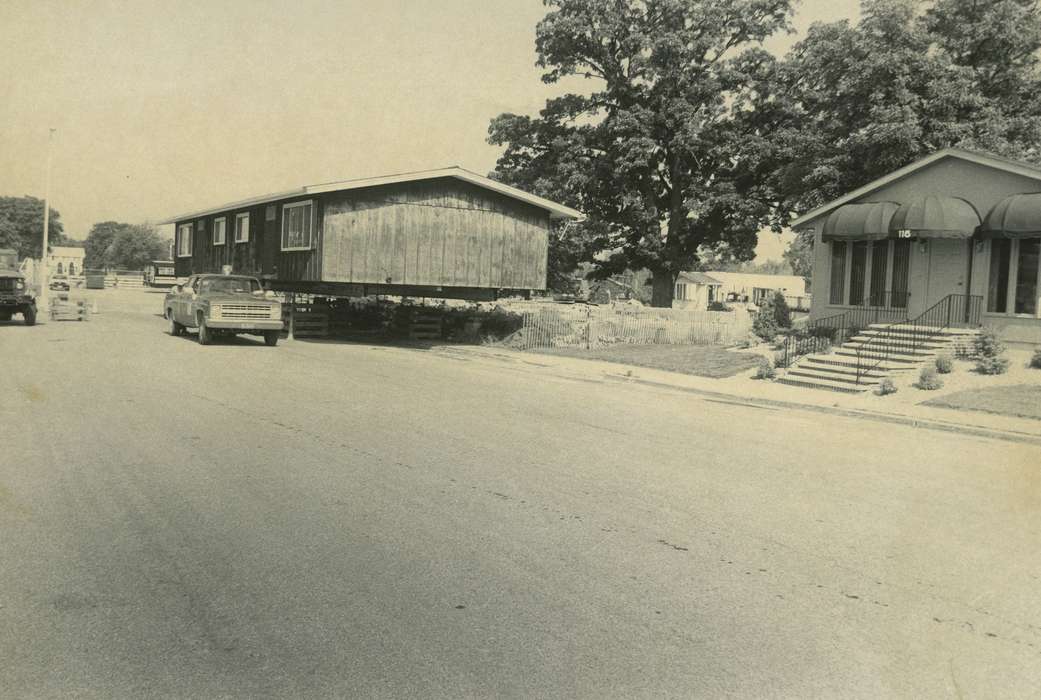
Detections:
[164, 273, 283, 346]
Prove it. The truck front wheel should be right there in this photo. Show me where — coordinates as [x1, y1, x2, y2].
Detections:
[264, 330, 279, 347]
[197, 314, 212, 345]
[22, 305, 36, 326]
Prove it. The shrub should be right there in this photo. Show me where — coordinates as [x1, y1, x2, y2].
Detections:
[975, 355, 1010, 375]
[1030, 348, 1041, 369]
[973, 328, 1006, 358]
[752, 307, 778, 342]
[771, 291, 792, 329]
[754, 357, 776, 380]
[935, 354, 954, 374]
[917, 365, 944, 390]
[807, 325, 838, 341]
[877, 377, 898, 396]
[707, 300, 731, 312]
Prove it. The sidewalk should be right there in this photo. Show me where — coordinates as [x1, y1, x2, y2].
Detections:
[431, 344, 1041, 446]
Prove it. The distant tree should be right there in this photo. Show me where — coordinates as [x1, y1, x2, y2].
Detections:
[489, 0, 797, 307]
[0, 196, 65, 261]
[781, 230, 813, 282]
[84, 221, 169, 270]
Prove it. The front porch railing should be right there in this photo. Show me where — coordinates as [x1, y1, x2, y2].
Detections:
[853, 294, 983, 383]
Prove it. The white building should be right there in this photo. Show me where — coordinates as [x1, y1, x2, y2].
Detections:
[48, 246, 86, 276]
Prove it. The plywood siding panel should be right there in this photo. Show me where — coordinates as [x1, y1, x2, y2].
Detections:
[315, 178, 553, 289]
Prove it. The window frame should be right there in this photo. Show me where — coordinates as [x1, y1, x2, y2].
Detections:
[984, 237, 1041, 319]
[280, 200, 315, 251]
[212, 216, 227, 246]
[177, 223, 193, 257]
[235, 212, 250, 243]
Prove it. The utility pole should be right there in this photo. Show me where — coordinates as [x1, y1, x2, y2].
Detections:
[39, 127, 56, 316]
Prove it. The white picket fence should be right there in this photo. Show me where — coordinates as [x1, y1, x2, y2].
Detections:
[508, 304, 751, 350]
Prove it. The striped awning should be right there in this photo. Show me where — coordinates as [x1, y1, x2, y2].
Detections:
[979, 192, 1041, 239]
[820, 202, 899, 242]
[888, 195, 981, 240]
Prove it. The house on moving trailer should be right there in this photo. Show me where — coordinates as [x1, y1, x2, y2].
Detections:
[792, 148, 1041, 346]
[161, 167, 582, 300]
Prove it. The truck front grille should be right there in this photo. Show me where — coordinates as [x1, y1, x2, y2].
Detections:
[0, 279, 17, 291]
[214, 304, 274, 320]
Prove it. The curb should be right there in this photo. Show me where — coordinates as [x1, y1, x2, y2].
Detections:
[600, 374, 1041, 447]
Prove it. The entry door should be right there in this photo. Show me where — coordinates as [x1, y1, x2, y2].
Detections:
[925, 239, 969, 310]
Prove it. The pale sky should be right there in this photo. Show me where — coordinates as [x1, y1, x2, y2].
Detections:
[1, 0, 861, 260]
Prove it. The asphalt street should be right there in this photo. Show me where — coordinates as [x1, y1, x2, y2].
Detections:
[2, 290, 1040, 698]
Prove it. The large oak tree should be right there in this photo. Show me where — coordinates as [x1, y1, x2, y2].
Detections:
[489, 0, 796, 306]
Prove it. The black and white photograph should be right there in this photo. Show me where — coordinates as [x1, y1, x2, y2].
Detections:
[3, 0, 1041, 697]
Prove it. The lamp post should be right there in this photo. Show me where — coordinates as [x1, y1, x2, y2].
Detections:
[39, 127, 56, 316]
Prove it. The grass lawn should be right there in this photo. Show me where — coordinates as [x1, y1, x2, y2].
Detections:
[923, 384, 1041, 420]
[532, 344, 761, 378]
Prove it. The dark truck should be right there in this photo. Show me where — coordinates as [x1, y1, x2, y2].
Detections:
[0, 249, 37, 325]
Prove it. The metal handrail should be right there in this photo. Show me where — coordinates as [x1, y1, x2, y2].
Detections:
[853, 294, 983, 383]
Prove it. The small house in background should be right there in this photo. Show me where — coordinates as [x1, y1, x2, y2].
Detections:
[792, 148, 1041, 346]
[672, 271, 723, 309]
[705, 271, 808, 307]
[161, 167, 581, 301]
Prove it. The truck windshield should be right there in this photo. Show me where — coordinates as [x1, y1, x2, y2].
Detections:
[200, 278, 261, 294]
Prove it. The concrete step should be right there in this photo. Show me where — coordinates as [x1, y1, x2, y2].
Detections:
[795, 361, 888, 380]
[786, 367, 882, 385]
[804, 354, 913, 371]
[776, 374, 872, 393]
[849, 335, 953, 351]
[837, 344, 937, 359]
[866, 323, 980, 336]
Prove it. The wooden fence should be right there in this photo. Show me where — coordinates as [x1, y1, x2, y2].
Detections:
[510, 305, 751, 350]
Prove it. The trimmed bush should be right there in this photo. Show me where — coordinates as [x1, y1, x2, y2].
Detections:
[1030, 348, 1041, 369]
[917, 365, 944, 390]
[973, 328, 1006, 358]
[934, 354, 954, 374]
[754, 357, 776, 380]
[876, 377, 898, 396]
[975, 355, 1010, 375]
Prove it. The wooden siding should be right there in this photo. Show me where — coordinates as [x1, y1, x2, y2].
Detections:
[173, 197, 321, 281]
[321, 178, 549, 290]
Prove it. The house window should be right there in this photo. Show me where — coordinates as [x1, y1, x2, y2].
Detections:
[987, 238, 1011, 313]
[281, 200, 314, 251]
[177, 223, 193, 257]
[891, 239, 910, 308]
[213, 217, 226, 246]
[868, 241, 888, 306]
[674, 283, 688, 301]
[1014, 238, 1040, 315]
[829, 241, 847, 305]
[849, 241, 869, 306]
[235, 212, 250, 243]
[56, 262, 63, 275]
[68, 262, 76, 275]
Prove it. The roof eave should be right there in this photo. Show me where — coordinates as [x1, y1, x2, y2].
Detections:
[160, 167, 583, 224]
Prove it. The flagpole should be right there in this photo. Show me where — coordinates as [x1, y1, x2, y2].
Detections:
[39, 127, 56, 317]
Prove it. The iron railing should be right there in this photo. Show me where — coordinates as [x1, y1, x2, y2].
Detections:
[853, 294, 983, 383]
[778, 310, 850, 368]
